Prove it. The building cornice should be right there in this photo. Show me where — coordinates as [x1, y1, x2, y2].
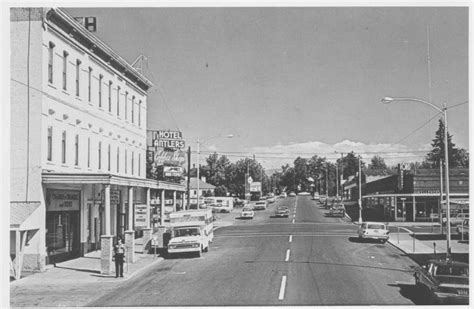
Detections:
[46, 8, 153, 92]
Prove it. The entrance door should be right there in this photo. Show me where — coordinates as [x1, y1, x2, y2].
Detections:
[46, 211, 80, 264]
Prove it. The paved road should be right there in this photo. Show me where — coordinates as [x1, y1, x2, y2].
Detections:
[89, 196, 424, 306]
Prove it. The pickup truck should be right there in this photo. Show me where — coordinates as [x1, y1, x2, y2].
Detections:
[414, 259, 469, 304]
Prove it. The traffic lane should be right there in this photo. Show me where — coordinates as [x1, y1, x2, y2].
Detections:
[88, 233, 291, 306]
[295, 195, 349, 223]
[284, 234, 418, 305]
[216, 222, 359, 238]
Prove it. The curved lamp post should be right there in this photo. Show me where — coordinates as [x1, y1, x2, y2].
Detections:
[196, 134, 234, 206]
[381, 96, 451, 260]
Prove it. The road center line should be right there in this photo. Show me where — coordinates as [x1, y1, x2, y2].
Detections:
[278, 275, 287, 300]
[292, 219, 295, 224]
[289, 235, 293, 243]
[285, 249, 290, 262]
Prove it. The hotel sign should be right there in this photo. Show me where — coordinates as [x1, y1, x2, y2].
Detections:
[152, 130, 185, 150]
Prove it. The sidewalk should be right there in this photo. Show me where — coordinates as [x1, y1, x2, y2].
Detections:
[387, 229, 469, 265]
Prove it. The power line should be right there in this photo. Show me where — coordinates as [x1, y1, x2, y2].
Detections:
[447, 101, 468, 110]
[395, 111, 442, 144]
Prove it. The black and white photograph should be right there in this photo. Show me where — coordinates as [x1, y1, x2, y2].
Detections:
[3, 0, 471, 307]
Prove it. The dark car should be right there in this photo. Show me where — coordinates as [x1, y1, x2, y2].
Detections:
[414, 259, 469, 304]
[274, 206, 290, 217]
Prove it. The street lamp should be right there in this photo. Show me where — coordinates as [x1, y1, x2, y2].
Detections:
[358, 155, 362, 224]
[196, 134, 234, 207]
[382, 96, 452, 260]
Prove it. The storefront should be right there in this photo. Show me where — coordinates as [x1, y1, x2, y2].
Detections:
[45, 189, 82, 264]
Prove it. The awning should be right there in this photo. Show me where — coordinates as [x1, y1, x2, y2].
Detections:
[10, 201, 41, 231]
[42, 172, 185, 191]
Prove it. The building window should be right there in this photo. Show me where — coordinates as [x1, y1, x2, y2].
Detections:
[48, 42, 55, 84]
[87, 137, 90, 168]
[75, 134, 79, 166]
[125, 149, 128, 174]
[138, 101, 142, 127]
[124, 92, 128, 120]
[98, 141, 102, 170]
[117, 146, 120, 172]
[47, 126, 53, 161]
[75, 60, 81, 97]
[88, 67, 92, 102]
[61, 131, 66, 164]
[108, 144, 111, 171]
[62, 51, 68, 91]
[131, 152, 134, 175]
[116, 86, 121, 117]
[138, 153, 141, 176]
[108, 81, 112, 112]
[98, 75, 103, 108]
[131, 96, 135, 124]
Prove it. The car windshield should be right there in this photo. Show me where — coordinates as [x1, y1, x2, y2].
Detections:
[435, 265, 469, 277]
[277, 207, 288, 210]
[256, 202, 265, 205]
[367, 224, 385, 230]
[175, 228, 200, 237]
[243, 207, 252, 211]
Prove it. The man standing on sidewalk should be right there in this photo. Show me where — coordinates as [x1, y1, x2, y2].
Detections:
[114, 237, 125, 278]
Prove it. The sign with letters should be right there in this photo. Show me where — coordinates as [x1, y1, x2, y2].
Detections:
[134, 204, 148, 228]
[46, 189, 80, 211]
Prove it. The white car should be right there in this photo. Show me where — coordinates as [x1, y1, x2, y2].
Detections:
[252, 200, 268, 210]
[297, 192, 310, 196]
[241, 207, 254, 219]
[358, 222, 389, 243]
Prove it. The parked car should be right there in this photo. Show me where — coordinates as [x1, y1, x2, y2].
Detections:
[266, 196, 276, 203]
[280, 192, 287, 198]
[274, 206, 290, 217]
[450, 213, 469, 225]
[319, 195, 327, 204]
[329, 205, 345, 217]
[252, 200, 268, 210]
[414, 259, 469, 304]
[357, 222, 389, 243]
[456, 219, 469, 239]
[288, 192, 296, 197]
[240, 207, 254, 219]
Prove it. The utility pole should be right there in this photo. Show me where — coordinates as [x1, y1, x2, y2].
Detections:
[358, 156, 362, 224]
[325, 163, 329, 197]
[187, 146, 191, 209]
[340, 153, 344, 198]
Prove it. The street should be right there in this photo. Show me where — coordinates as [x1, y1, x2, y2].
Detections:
[88, 196, 421, 306]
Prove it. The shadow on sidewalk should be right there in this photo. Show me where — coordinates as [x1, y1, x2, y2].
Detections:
[54, 266, 101, 274]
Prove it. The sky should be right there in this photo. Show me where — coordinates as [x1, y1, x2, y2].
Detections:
[63, 4, 469, 170]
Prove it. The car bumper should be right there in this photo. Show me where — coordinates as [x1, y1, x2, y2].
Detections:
[167, 247, 201, 254]
[360, 234, 389, 240]
[275, 213, 289, 217]
[433, 293, 469, 304]
[241, 214, 254, 218]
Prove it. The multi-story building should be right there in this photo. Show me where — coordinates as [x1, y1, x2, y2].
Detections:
[10, 8, 184, 276]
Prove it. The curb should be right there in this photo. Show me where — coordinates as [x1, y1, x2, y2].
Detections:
[386, 240, 422, 266]
[123, 256, 165, 281]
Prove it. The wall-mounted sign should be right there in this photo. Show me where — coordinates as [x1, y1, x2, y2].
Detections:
[164, 166, 184, 177]
[250, 182, 262, 193]
[151, 130, 185, 150]
[100, 190, 121, 205]
[134, 204, 148, 228]
[153, 149, 186, 166]
[46, 190, 80, 211]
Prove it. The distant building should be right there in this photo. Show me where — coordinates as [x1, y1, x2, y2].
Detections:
[343, 167, 469, 222]
[184, 177, 216, 199]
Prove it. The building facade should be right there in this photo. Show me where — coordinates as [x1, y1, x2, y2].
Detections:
[343, 167, 469, 223]
[10, 8, 184, 275]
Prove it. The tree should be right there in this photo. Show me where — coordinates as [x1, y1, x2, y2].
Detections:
[425, 119, 467, 167]
[340, 152, 362, 179]
[368, 155, 390, 175]
[214, 185, 228, 197]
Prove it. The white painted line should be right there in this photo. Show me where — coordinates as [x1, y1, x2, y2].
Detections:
[292, 219, 295, 224]
[289, 235, 293, 243]
[278, 275, 287, 300]
[285, 249, 290, 262]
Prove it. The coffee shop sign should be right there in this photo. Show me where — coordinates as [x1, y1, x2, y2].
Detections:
[153, 130, 185, 149]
